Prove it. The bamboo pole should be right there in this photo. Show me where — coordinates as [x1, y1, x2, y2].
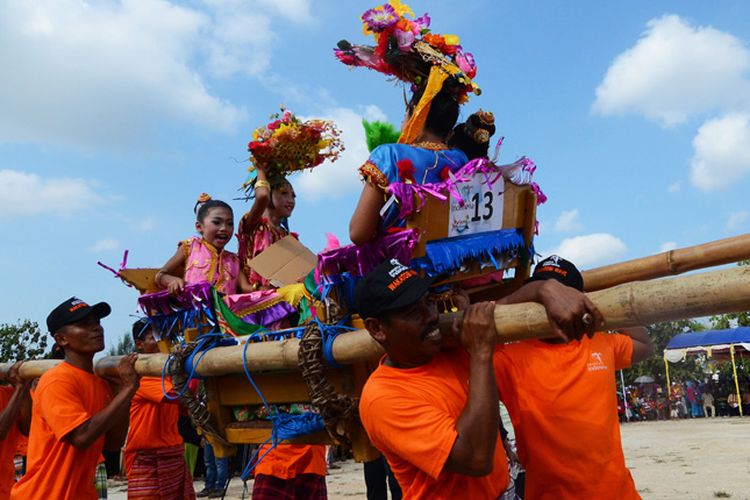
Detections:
[3, 266, 750, 381]
[730, 345, 744, 417]
[582, 233, 750, 292]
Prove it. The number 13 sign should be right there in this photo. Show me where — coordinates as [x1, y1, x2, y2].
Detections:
[448, 172, 504, 237]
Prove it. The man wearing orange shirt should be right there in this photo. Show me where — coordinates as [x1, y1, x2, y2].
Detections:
[357, 259, 599, 499]
[0, 362, 31, 499]
[125, 318, 195, 499]
[250, 440, 327, 498]
[11, 297, 140, 500]
[494, 256, 654, 500]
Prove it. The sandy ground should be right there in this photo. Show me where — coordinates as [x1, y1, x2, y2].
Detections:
[108, 417, 750, 499]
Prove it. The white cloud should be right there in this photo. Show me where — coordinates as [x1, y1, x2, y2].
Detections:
[295, 105, 389, 201]
[0, 0, 315, 151]
[554, 209, 582, 232]
[659, 241, 677, 252]
[690, 113, 750, 191]
[593, 15, 750, 127]
[667, 181, 682, 193]
[0, 169, 110, 217]
[727, 210, 749, 230]
[546, 233, 627, 268]
[256, 0, 311, 23]
[135, 217, 157, 232]
[91, 239, 120, 253]
[202, 3, 275, 78]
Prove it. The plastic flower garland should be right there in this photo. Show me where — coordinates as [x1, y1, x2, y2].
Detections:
[335, 0, 479, 102]
[244, 108, 343, 187]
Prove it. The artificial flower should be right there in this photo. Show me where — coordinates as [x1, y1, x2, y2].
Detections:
[393, 27, 416, 50]
[362, 4, 398, 33]
[456, 51, 477, 79]
[397, 159, 416, 184]
[413, 13, 430, 31]
[444, 34, 460, 46]
[388, 0, 414, 18]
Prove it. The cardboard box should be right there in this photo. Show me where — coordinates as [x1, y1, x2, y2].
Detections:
[248, 235, 317, 288]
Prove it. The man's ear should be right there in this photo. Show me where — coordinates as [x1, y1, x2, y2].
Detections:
[54, 331, 68, 348]
[134, 339, 143, 353]
[364, 317, 387, 344]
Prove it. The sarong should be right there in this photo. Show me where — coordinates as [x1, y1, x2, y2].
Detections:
[251, 473, 327, 500]
[127, 444, 196, 499]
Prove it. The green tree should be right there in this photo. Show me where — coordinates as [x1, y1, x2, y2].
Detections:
[623, 319, 705, 385]
[0, 320, 49, 363]
[107, 332, 135, 356]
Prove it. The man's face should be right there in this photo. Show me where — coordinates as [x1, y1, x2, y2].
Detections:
[135, 330, 159, 354]
[365, 293, 441, 368]
[54, 314, 105, 355]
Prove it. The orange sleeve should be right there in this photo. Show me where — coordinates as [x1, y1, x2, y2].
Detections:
[611, 333, 634, 370]
[361, 392, 457, 480]
[37, 373, 108, 441]
[135, 377, 174, 404]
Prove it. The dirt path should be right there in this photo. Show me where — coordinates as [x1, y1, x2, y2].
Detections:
[108, 417, 750, 499]
[622, 417, 750, 499]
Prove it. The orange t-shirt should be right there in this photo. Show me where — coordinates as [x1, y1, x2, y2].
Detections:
[11, 362, 111, 500]
[254, 444, 327, 479]
[0, 386, 22, 500]
[494, 333, 638, 500]
[123, 377, 182, 474]
[360, 350, 509, 499]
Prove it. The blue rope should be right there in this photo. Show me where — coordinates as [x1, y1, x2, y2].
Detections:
[239, 332, 326, 481]
[161, 332, 236, 401]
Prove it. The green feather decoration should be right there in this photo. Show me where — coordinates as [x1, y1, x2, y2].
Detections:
[362, 119, 401, 152]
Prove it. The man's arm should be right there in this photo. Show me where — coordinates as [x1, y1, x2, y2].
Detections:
[444, 302, 499, 476]
[496, 279, 604, 341]
[0, 362, 32, 439]
[65, 353, 140, 450]
[616, 327, 654, 364]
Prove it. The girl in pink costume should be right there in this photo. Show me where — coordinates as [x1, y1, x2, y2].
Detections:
[156, 194, 295, 328]
[238, 164, 297, 289]
[157, 195, 249, 295]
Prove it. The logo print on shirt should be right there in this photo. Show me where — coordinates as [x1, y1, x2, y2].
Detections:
[587, 351, 608, 372]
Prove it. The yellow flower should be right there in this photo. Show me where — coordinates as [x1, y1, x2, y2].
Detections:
[444, 34, 460, 46]
[389, 0, 414, 18]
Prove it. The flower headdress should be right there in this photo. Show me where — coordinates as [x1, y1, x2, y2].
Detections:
[243, 107, 344, 191]
[334, 1, 480, 143]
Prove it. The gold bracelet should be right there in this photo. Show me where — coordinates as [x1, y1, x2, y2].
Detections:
[255, 180, 271, 191]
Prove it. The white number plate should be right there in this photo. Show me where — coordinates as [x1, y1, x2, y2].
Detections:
[448, 172, 504, 237]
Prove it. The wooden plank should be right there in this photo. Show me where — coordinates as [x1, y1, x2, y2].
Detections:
[216, 369, 353, 406]
[224, 425, 333, 445]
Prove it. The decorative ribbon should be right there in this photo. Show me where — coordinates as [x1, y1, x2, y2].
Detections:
[97, 250, 132, 287]
[398, 66, 450, 144]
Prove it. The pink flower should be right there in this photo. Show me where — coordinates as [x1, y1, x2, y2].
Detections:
[414, 13, 430, 31]
[393, 27, 415, 50]
[456, 50, 476, 78]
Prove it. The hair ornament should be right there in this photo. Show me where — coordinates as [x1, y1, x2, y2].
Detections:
[476, 109, 495, 127]
[473, 128, 490, 144]
[334, 1, 480, 102]
[194, 192, 212, 214]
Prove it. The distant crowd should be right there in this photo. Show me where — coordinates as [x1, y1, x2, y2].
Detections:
[619, 376, 750, 421]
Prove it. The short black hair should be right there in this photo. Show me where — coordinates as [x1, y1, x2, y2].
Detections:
[195, 199, 232, 223]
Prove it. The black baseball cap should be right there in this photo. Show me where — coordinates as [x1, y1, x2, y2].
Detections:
[527, 255, 584, 291]
[46, 296, 111, 334]
[355, 259, 434, 319]
[132, 317, 151, 341]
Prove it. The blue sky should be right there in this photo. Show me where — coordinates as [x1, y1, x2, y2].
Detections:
[2, 0, 750, 349]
